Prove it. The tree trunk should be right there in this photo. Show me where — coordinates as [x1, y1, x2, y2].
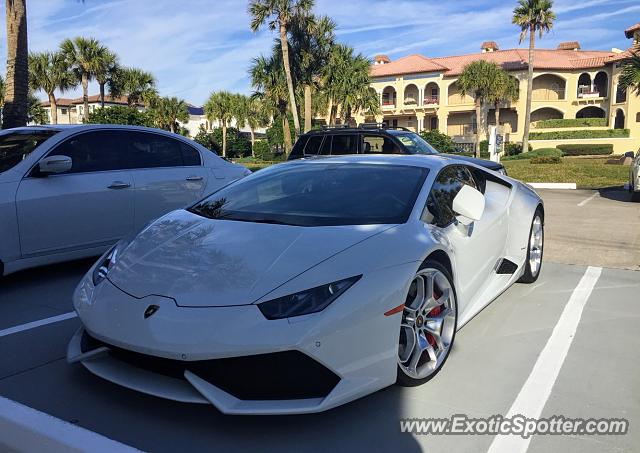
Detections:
[279, 22, 300, 135]
[49, 93, 58, 125]
[222, 120, 227, 157]
[99, 82, 106, 108]
[2, 0, 29, 129]
[250, 128, 255, 157]
[170, 122, 175, 134]
[303, 84, 312, 132]
[329, 104, 338, 126]
[82, 72, 89, 122]
[522, 25, 535, 155]
[282, 115, 292, 154]
[474, 98, 481, 158]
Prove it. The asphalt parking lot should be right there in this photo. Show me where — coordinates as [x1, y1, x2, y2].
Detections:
[0, 188, 638, 453]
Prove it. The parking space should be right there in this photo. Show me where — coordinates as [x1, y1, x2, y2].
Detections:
[0, 189, 639, 452]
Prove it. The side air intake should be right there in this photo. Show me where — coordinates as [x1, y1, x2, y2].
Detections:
[496, 258, 518, 274]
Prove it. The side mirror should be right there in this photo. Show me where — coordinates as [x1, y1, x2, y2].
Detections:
[452, 184, 485, 226]
[624, 151, 634, 158]
[39, 155, 72, 174]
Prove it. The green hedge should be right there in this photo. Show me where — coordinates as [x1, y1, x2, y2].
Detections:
[534, 118, 607, 129]
[556, 144, 614, 156]
[531, 156, 562, 164]
[502, 148, 563, 160]
[530, 129, 629, 140]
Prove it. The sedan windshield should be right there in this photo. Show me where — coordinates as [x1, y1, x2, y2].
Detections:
[189, 163, 429, 226]
[0, 130, 58, 174]
[392, 132, 438, 155]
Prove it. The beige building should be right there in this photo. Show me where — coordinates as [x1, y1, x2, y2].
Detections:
[360, 23, 640, 154]
[41, 95, 143, 125]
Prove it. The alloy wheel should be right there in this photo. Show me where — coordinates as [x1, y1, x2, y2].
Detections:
[529, 216, 543, 277]
[398, 268, 456, 380]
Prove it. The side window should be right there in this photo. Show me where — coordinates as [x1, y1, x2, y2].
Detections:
[50, 130, 126, 174]
[424, 166, 472, 227]
[331, 134, 358, 155]
[289, 136, 309, 159]
[362, 134, 400, 154]
[126, 132, 187, 169]
[303, 136, 323, 156]
[319, 135, 332, 155]
[180, 142, 202, 166]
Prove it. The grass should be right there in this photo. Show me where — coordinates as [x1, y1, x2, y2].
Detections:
[502, 157, 628, 189]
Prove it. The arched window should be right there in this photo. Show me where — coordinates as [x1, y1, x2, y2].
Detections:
[614, 109, 625, 129]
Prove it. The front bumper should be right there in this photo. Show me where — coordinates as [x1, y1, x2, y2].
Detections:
[68, 263, 416, 414]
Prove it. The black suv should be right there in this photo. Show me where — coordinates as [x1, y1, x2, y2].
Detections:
[288, 124, 506, 174]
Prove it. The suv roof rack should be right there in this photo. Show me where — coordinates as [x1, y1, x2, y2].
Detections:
[320, 124, 351, 130]
[358, 123, 412, 132]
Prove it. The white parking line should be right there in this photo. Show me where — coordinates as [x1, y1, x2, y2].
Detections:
[577, 192, 598, 206]
[487, 266, 602, 453]
[0, 395, 141, 452]
[0, 312, 77, 338]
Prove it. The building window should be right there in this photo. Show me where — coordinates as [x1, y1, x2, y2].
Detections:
[61, 108, 67, 115]
[636, 112, 640, 123]
[616, 85, 627, 104]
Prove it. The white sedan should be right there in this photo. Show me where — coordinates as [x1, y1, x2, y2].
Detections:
[0, 125, 249, 276]
[629, 149, 640, 201]
[68, 154, 544, 415]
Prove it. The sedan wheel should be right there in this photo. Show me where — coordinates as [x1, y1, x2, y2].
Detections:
[397, 262, 457, 386]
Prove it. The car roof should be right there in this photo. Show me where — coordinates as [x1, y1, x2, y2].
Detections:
[283, 153, 452, 170]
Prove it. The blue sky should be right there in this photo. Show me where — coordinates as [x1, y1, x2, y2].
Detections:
[1, 0, 638, 105]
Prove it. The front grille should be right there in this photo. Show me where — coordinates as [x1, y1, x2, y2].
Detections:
[82, 331, 340, 400]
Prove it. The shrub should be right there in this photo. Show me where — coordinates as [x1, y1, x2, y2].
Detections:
[86, 106, 153, 127]
[531, 156, 562, 164]
[533, 118, 606, 129]
[252, 140, 272, 160]
[556, 144, 614, 156]
[193, 127, 251, 158]
[420, 130, 456, 152]
[502, 148, 563, 160]
[529, 129, 629, 140]
[504, 142, 532, 156]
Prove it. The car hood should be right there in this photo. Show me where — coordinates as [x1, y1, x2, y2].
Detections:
[441, 153, 503, 170]
[107, 210, 394, 307]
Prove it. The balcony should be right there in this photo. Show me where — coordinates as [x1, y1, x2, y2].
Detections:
[423, 96, 439, 105]
[532, 88, 566, 101]
[577, 88, 602, 99]
[381, 100, 396, 109]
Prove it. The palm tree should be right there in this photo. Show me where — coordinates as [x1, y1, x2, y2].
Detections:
[0, 74, 5, 110]
[60, 37, 108, 122]
[248, 0, 313, 135]
[235, 94, 270, 155]
[250, 52, 292, 152]
[116, 67, 157, 107]
[458, 60, 502, 157]
[322, 44, 380, 125]
[94, 50, 119, 108]
[288, 14, 335, 132]
[2, 0, 29, 129]
[149, 96, 189, 133]
[618, 51, 640, 96]
[489, 71, 519, 135]
[513, 0, 556, 156]
[204, 91, 235, 157]
[28, 51, 75, 124]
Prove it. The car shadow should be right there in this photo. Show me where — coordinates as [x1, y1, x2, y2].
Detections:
[597, 186, 636, 203]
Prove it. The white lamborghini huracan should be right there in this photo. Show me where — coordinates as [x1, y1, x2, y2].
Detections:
[68, 154, 544, 415]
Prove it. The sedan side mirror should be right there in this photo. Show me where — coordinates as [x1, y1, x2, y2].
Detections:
[452, 184, 485, 226]
[39, 155, 72, 174]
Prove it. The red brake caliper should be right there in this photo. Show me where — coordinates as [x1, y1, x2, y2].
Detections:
[425, 288, 442, 348]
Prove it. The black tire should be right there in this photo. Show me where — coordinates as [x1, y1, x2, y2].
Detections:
[396, 259, 458, 387]
[518, 208, 544, 284]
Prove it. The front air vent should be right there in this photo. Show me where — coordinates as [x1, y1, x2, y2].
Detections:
[496, 258, 518, 274]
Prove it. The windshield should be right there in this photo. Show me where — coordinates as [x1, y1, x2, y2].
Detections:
[0, 130, 58, 174]
[393, 132, 438, 155]
[189, 163, 429, 226]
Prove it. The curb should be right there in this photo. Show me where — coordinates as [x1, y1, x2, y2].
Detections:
[0, 395, 141, 453]
[526, 182, 577, 189]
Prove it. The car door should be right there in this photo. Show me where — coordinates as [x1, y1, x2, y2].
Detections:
[15, 130, 135, 256]
[123, 131, 209, 230]
[423, 165, 507, 314]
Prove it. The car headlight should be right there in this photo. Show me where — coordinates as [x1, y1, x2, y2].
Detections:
[257, 275, 361, 320]
[91, 240, 127, 286]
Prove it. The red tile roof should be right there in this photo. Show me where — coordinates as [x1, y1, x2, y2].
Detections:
[40, 98, 74, 108]
[625, 23, 640, 39]
[481, 41, 499, 50]
[557, 41, 580, 50]
[370, 48, 616, 78]
[40, 94, 139, 108]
